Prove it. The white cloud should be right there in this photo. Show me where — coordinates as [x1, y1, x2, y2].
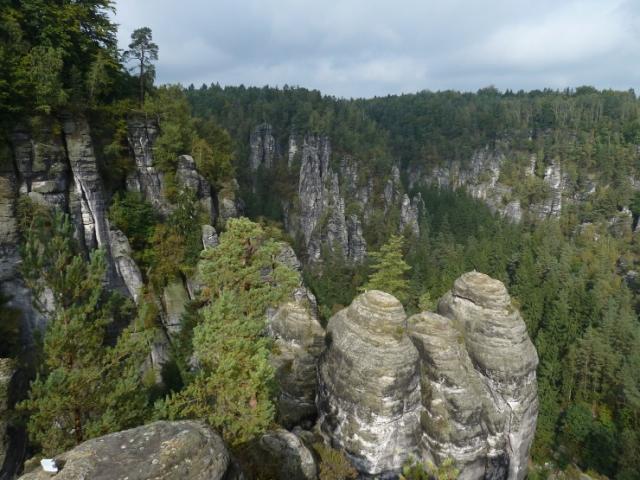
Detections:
[113, 0, 640, 97]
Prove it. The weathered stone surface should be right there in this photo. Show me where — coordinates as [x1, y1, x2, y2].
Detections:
[400, 193, 422, 236]
[409, 312, 507, 480]
[162, 280, 189, 335]
[109, 229, 143, 304]
[201, 224, 219, 249]
[217, 180, 243, 224]
[269, 301, 324, 428]
[250, 123, 277, 171]
[62, 115, 110, 253]
[318, 290, 421, 476]
[2, 136, 45, 335]
[256, 429, 317, 480]
[18, 421, 239, 480]
[268, 244, 324, 427]
[0, 358, 15, 471]
[126, 119, 169, 215]
[176, 155, 215, 224]
[433, 271, 539, 480]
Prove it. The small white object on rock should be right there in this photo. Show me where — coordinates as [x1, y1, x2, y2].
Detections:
[41, 458, 58, 473]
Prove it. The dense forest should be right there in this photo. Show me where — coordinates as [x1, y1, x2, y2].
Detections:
[187, 84, 640, 479]
[1, 1, 640, 479]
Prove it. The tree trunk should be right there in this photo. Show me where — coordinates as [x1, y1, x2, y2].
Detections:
[139, 57, 144, 107]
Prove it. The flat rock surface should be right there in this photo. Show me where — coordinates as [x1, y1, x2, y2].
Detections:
[19, 421, 236, 480]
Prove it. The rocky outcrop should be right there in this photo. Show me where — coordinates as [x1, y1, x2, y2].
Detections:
[201, 224, 219, 249]
[126, 118, 168, 215]
[256, 429, 317, 480]
[250, 123, 277, 171]
[162, 280, 190, 335]
[62, 115, 112, 255]
[176, 155, 215, 224]
[318, 273, 538, 480]
[18, 421, 240, 480]
[317, 290, 422, 476]
[268, 244, 325, 427]
[400, 193, 423, 236]
[248, 124, 423, 264]
[529, 160, 566, 219]
[109, 229, 143, 304]
[10, 124, 69, 210]
[217, 179, 243, 224]
[436, 272, 538, 480]
[269, 301, 324, 428]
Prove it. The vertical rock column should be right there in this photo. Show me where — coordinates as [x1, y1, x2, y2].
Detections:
[433, 272, 539, 480]
[317, 290, 421, 476]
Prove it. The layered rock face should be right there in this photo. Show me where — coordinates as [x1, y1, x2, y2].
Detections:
[317, 290, 422, 476]
[18, 421, 240, 480]
[318, 273, 538, 480]
[268, 244, 325, 427]
[249, 124, 423, 264]
[408, 146, 578, 223]
[433, 272, 538, 480]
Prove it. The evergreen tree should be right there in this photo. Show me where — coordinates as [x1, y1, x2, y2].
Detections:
[362, 234, 411, 303]
[164, 218, 298, 445]
[124, 27, 158, 106]
[17, 206, 151, 455]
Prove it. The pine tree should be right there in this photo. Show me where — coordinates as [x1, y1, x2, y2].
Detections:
[17, 206, 151, 455]
[124, 27, 158, 106]
[362, 234, 411, 303]
[164, 218, 298, 445]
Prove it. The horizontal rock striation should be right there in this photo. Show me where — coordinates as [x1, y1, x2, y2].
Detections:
[318, 273, 538, 480]
[317, 290, 422, 476]
[435, 271, 538, 480]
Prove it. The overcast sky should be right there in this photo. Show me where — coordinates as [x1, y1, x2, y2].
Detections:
[114, 0, 640, 99]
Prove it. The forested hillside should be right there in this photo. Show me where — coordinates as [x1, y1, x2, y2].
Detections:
[188, 84, 640, 479]
[1, 1, 639, 479]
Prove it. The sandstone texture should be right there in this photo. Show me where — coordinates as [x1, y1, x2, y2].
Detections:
[18, 421, 239, 480]
[256, 429, 317, 480]
[433, 272, 538, 480]
[317, 290, 422, 476]
[318, 273, 538, 480]
[268, 244, 325, 427]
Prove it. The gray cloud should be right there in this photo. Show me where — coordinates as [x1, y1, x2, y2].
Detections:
[114, 0, 640, 98]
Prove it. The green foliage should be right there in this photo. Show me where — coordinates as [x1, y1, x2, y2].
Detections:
[163, 218, 298, 445]
[400, 457, 459, 480]
[312, 442, 358, 480]
[17, 206, 151, 455]
[362, 234, 411, 303]
[0, 0, 125, 120]
[124, 27, 158, 106]
[193, 118, 235, 187]
[108, 191, 159, 254]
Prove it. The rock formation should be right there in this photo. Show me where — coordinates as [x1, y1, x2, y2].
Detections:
[317, 290, 422, 476]
[433, 272, 538, 480]
[109, 229, 144, 304]
[18, 421, 240, 480]
[318, 273, 538, 480]
[269, 244, 325, 427]
[248, 124, 420, 264]
[255, 429, 317, 480]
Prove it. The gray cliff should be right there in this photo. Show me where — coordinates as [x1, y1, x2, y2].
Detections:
[317, 290, 422, 476]
[318, 273, 538, 480]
